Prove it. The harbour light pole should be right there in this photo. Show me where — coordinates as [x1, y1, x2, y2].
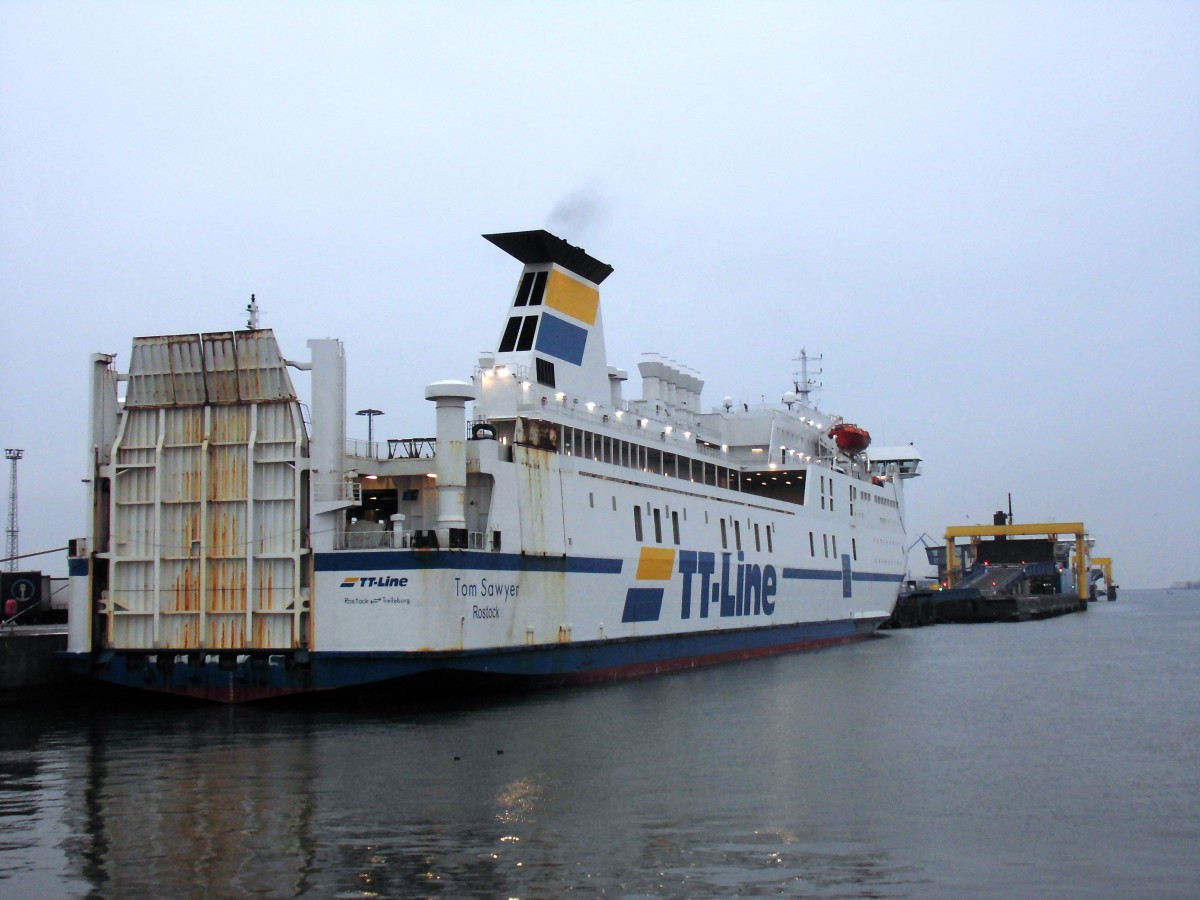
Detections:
[356, 409, 384, 455]
[5, 449, 22, 571]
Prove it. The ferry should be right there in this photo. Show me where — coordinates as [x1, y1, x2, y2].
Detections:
[64, 230, 922, 702]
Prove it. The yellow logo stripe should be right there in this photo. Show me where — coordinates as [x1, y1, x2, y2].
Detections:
[545, 269, 599, 325]
[636, 547, 676, 580]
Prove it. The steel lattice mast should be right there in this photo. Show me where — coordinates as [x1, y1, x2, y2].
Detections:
[5, 449, 22, 571]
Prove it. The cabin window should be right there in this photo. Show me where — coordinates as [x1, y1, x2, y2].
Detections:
[633, 506, 643, 542]
[766, 525, 774, 553]
[852, 538, 857, 561]
[720, 519, 728, 550]
[588, 492, 594, 509]
[653, 508, 663, 544]
[611, 496, 617, 511]
[809, 531, 815, 556]
[832, 535, 838, 557]
[823, 534, 829, 558]
[535, 358, 556, 387]
[734, 520, 742, 551]
[754, 523, 761, 553]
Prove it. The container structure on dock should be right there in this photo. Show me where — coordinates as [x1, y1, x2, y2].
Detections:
[65, 229, 922, 702]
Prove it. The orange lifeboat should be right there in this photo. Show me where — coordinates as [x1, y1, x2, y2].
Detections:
[829, 423, 871, 454]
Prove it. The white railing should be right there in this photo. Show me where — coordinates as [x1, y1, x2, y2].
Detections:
[335, 529, 490, 551]
[345, 437, 437, 460]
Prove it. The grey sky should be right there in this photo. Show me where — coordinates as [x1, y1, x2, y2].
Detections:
[2, 1, 1196, 588]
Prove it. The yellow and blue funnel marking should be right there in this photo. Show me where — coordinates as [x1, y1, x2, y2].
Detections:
[533, 269, 600, 366]
[545, 269, 598, 324]
[622, 548, 676, 623]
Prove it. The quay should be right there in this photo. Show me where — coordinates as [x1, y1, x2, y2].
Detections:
[0, 625, 78, 704]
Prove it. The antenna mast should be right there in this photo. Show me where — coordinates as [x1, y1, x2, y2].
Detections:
[245, 293, 260, 330]
[5, 449, 22, 571]
[792, 348, 823, 408]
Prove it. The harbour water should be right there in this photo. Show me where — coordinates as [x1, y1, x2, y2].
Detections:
[3, 589, 1198, 898]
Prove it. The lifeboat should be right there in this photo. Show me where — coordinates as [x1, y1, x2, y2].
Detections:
[829, 423, 871, 454]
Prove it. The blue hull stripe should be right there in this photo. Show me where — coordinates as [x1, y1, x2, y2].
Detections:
[317, 550, 623, 574]
[319, 553, 896, 582]
[781, 567, 903, 584]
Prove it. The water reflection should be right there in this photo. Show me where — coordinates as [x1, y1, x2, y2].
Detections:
[5, 670, 916, 897]
[12, 596, 1195, 897]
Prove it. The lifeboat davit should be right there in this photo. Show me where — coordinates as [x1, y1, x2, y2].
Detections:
[829, 423, 871, 454]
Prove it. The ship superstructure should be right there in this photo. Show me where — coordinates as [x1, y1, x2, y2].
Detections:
[66, 230, 921, 701]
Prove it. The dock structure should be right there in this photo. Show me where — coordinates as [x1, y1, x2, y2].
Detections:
[943, 521, 1090, 603]
[889, 517, 1114, 627]
[0, 625, 70, 701]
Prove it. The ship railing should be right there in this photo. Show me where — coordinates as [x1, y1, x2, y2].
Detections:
[334, 529, 490, 551]
[345, 437, 438, 460]
[515, 395, 726, 460]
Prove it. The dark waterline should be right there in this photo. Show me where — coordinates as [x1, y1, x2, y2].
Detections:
[3, 589, 1198, 897]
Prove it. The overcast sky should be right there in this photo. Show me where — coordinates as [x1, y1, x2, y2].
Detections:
[2, 1, 1196, 588]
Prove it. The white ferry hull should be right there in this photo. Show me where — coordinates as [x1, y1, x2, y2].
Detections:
[65, 229, 919, 703]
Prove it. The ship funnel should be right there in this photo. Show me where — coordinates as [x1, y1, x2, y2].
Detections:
[484, 230, 614, 405]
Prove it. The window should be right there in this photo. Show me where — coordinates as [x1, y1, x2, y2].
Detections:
[734, 520, 742, 551]
[754, 523, 761, 553]
[515, 315, 538, 351]
[535, 358, 555, 387]
[720, 519, 728, 550]
[809, 531, 815, 556]
[498, 316, 522, 352]
[653, 508, 663, 544]
[671, 511, 680, 545]
[514, 271, 535, 306]
[634, 506, 643, 542]
[588, 492, 594, 509]
[823, 534, 829, 558]
[529, 270, 548, 305]
[832, 535, 837, 557]
[852, 538, 857, 561]
[766, 525, 774, 553]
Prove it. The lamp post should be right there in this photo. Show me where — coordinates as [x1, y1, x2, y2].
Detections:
[356, 408, 384, 455]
